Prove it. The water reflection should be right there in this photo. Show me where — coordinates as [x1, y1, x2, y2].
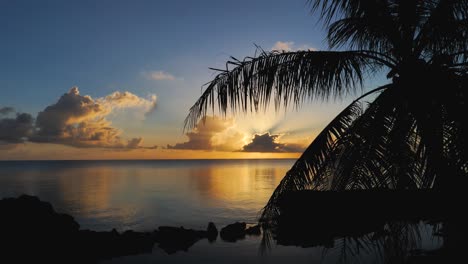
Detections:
[0, 160, 446, 263]
[0, 160, 293, 231]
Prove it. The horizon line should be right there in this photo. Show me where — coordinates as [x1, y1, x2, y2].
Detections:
[0, 157, 298, 162]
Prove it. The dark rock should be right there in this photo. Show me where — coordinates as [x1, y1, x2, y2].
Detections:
[0, 195, 256, 261]
[0, 195, 157, 263]
[1, 195, 81, 262]
[220, 222, 246, 242]
[156, 226, 206, 254]
[245, 224, 261, 235]
[207, 222, 218, 242]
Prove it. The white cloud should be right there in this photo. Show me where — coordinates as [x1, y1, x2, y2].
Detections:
[271, 41, 316, 52]
[144, 70, 176, 81]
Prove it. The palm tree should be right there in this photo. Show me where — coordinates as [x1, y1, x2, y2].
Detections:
[185, 0, 468, 223]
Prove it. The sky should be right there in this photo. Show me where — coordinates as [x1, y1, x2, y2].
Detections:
[0, 0, 385, 160]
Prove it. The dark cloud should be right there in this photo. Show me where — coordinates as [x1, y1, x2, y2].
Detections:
[0, 112, 34, 144]
[0, 107, 15, 115]
[241, 133, 305, 153]
[167, 116, 244, 151]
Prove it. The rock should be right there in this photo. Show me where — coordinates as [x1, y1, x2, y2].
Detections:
[245, 224, 261, 235]
[156, 226, 206, 254]
[207, 222, 218, 242]
[0, 195, 259, 260]
[0, 195, 157, 262]
[1, 195, 81, 262]
[220, 222, 246, 242]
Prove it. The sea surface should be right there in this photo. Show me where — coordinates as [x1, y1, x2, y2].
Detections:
[0, 159, 440, 263]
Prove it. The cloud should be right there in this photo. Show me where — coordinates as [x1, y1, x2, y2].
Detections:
[241, 132, 305, 153]
[167, 116, 245, 151]
[30, 87, 155, 149]
[0, 112, 34, 145]
[99, 91, 157, 118]
[271, 41, 316, 52]
[144, 70, 176, 81]
[100, 91, 156, 112]
[126, 137, 143, 148]
[0, 107, 15, 115]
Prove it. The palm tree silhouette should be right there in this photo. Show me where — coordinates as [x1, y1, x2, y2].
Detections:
[185, 0, 467, 223]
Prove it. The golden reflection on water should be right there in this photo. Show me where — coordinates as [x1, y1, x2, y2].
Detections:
[190, 165, 286, 208]
[0, 160, 294, 230]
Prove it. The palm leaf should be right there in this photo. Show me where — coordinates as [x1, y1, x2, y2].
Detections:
[259, 84, 390, 223]
[185, 50, 381, 131]
[328, 17, 397, 54]
[415, 0, 468, 57]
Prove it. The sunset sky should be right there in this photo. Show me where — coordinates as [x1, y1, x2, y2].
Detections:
[0, 0, 384, 160]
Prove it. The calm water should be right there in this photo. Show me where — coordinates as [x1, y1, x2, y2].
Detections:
[0, 159, 294, 231]
[0, 159, 440, 263]
[0, 159, 337, 263]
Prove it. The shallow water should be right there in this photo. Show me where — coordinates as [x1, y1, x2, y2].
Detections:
[0, 159, 441, 263]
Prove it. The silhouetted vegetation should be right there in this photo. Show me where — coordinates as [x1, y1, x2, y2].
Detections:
[186, 0, 465, 262]
[185, 0, 466, 221]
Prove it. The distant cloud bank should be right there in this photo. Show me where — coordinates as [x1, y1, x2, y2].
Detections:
[0, 112, 34, 147]
[168, 116, 306, 153]
[0, 107, 15, 115]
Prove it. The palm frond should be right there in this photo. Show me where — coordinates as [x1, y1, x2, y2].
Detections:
[330, 89, 425, 190]
[259, 84, 390, 224]
[416, 0, 468, 57]
[328, 17, 396, 53]
[185, 50, 382, 131]
[329, 88, 397, 190]
[309, 0, 392, 26]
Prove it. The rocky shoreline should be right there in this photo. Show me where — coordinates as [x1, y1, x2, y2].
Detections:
[1, 195, 261, 263]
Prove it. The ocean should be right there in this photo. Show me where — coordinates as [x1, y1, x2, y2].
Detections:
[0, 159, 336, 263]
[0, 159, 440, 263]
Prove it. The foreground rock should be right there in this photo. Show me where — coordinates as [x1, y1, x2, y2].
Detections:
[220, 222, 261, 242]
[1, 195, 83, 262]
[156, 223, 218, 254]
[0, 195, 220, 262]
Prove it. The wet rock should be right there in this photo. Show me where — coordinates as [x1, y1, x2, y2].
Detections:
[245, 224, 261, 235]
[207, 222, 218, 242]
[220, 222, 246, 242]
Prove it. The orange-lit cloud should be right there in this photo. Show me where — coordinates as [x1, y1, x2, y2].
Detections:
[241, 132, 305, 153]
[168, 116, 307, 153]
[167, 116, 245, 151]
[31, 87, 157, 148]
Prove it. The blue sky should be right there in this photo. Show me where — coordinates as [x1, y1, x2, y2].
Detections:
[0, 0, 385, 159]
